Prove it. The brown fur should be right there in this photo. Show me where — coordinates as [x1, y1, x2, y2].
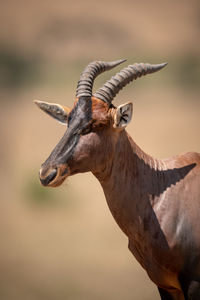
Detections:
[91, 97, 111, 128]
[39, 96, 200, 299]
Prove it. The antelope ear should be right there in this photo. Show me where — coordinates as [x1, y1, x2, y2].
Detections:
[34, 100, 70, 124]
[113, 102, 133, 129]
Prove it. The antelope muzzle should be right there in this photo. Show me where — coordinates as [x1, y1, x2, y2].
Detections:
[39, 164, 70, 187]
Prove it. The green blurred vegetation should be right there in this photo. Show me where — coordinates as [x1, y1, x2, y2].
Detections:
[0, 43, 199, 94]
[24, 175, 56, 205]
[23, 175, 74, 208]
[0, 46, 41, 90]
[175, 54, 200, 88]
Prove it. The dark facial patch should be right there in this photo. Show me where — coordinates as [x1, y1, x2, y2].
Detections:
[68, 96, 92, 126]
[42, 96, 92, 168]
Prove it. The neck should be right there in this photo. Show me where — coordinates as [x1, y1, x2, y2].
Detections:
[92, 130, 196, 273]
[93, 130, 166, 237]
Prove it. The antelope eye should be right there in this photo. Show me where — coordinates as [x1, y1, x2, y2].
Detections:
[81, 125, 92, 135]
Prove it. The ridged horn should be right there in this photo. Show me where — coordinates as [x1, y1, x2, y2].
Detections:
[76, 59, 126, 98]
[93, 62, 168, 104]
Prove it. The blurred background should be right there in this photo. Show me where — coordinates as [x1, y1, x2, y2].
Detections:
[0, 0, 200, 299]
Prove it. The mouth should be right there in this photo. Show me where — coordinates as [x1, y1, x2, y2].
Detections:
[39, 164, 70, 187]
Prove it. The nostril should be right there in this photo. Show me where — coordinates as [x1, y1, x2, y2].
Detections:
[47, 168, 57, 182]
[40, 168, 57, 186]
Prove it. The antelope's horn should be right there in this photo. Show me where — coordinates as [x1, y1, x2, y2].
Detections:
[76, 59, 126, 99]
[93, 62, 168, 104]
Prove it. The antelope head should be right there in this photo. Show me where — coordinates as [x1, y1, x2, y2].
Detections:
[35, 60, 167, 187]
